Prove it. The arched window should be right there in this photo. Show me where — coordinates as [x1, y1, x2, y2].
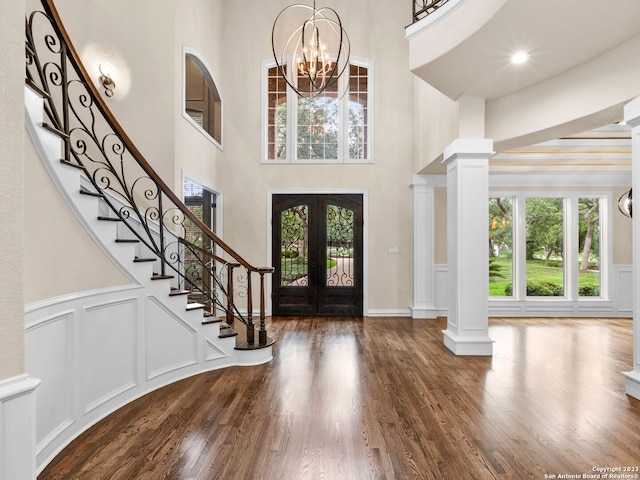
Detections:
[262, 57, 374, 164]
[183, 48, 222, 148]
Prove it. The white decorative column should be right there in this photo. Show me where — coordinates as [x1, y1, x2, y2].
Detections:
[624, 97, 640, 400]
[410, 174, 444, 319]
[442, 139, 493, 355]
[0, 375, 40, 480]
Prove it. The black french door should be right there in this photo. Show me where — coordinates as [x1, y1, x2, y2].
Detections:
[272, 194, 363, 316]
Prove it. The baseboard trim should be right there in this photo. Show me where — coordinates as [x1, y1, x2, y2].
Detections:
[367, 309, 412, 317]
[624, 370, 640, 400]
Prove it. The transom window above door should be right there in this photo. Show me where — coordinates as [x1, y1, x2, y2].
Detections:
[261, 57, 373, 164]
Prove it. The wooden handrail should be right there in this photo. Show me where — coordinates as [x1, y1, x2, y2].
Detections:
[178, 237, 240, 268]
[27, 0, 274, 342]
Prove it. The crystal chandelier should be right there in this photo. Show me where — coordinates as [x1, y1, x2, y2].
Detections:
[272, 1, 350, 98]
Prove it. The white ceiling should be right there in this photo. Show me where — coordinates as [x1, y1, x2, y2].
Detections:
[413, 0, 640, 102]
[490, 124, 631, 173]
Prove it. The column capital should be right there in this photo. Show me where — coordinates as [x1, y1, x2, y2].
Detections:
[442, 138, 494, 165]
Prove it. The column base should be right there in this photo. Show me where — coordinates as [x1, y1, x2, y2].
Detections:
[624, 370, 640, 400]
[442, 329, 493, 356]
[410, 304, 439, 319]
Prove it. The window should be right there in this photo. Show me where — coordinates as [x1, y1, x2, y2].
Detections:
[183, 49, 222, 148]
[525, 197, 565, 297]
[489, 193, 606, 300]
[262, 57, 373, 163]
[488, 197, 513, 297]
[578, 197, 601, 297]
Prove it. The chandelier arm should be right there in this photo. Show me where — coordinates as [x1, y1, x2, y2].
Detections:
[272, 2, 350, 99]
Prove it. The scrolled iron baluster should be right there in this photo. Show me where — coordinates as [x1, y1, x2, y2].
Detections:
[413, 0, 450, 24]
[226, 263, 235, 326]
[26, 0, 275, 348]
[158, 191, 166, 276]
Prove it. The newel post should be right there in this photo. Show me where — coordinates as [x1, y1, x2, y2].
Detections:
[258, 269, 269, 344]
[246, 268, 255, 345]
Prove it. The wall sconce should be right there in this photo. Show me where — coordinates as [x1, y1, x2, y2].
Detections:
[98, 62, 116, 97]
[618, 188, 632, 218]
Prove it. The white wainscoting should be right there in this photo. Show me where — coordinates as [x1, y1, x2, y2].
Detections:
[24, 85, 274, 475]
[24, 284, 253, 474]
[433, 264, 633, 317]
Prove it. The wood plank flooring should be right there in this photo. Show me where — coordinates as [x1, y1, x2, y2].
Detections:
[39, 317, 640, 479]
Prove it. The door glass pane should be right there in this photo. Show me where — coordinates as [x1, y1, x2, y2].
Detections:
[489, 197, 513, 297]
[326, 204, 355, 287]
[280, 205, 309, 286]
[578, 197, 601, 297]
[525, 198, 564, 297]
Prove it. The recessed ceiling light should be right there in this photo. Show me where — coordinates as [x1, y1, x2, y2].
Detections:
[510, 51, 529, 65]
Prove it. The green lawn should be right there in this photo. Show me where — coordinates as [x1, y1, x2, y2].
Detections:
[281, 257, 337, 285]
[489, 258, 600, 297]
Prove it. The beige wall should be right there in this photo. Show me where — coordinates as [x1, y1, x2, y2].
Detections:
[434, 187, 448, 264]
[23, 139, 129, 304]
[612, 187, 633, 264]
[21, 0, 176, 303]
[174, 0, 224, 193]
[23, 0, 417, 312]
[414, 79, 457, 174]
[0, 0, 26, 380]
[55, 0, 176, 186]
[216, 0, 415, 311]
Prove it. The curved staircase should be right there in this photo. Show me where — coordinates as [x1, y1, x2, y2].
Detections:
[24, 0, 274, 473]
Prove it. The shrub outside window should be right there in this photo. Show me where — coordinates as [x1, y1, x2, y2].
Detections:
[489, 193, 606, 300]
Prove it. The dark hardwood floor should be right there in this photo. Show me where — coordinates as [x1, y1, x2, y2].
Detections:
[39, 317, 640, 479]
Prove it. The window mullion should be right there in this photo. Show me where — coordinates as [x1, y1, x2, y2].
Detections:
[565, 197, 577, 300]
[339, 68, 348, 163]
[288, 58, 297, 163]
[515, 193, 526, 300]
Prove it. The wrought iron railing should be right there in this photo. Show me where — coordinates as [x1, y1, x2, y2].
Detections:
[25, 0, 273, 346]
[412, 0, 451, 23]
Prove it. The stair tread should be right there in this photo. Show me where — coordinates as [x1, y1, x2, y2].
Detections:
[134, 257, 157, 263]
[115, 239, 139, 243]
[169, 289, 190, 297]
[97, 216, 122, 222]
[186, 303, 205, 311]
[219, 329, 239, 338]
[151, 274, 174, 280]
[202, 316, 223, 325]
[235, 336, 276, 350]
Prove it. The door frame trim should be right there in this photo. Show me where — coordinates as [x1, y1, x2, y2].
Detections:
[267, 188, 369, 316]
